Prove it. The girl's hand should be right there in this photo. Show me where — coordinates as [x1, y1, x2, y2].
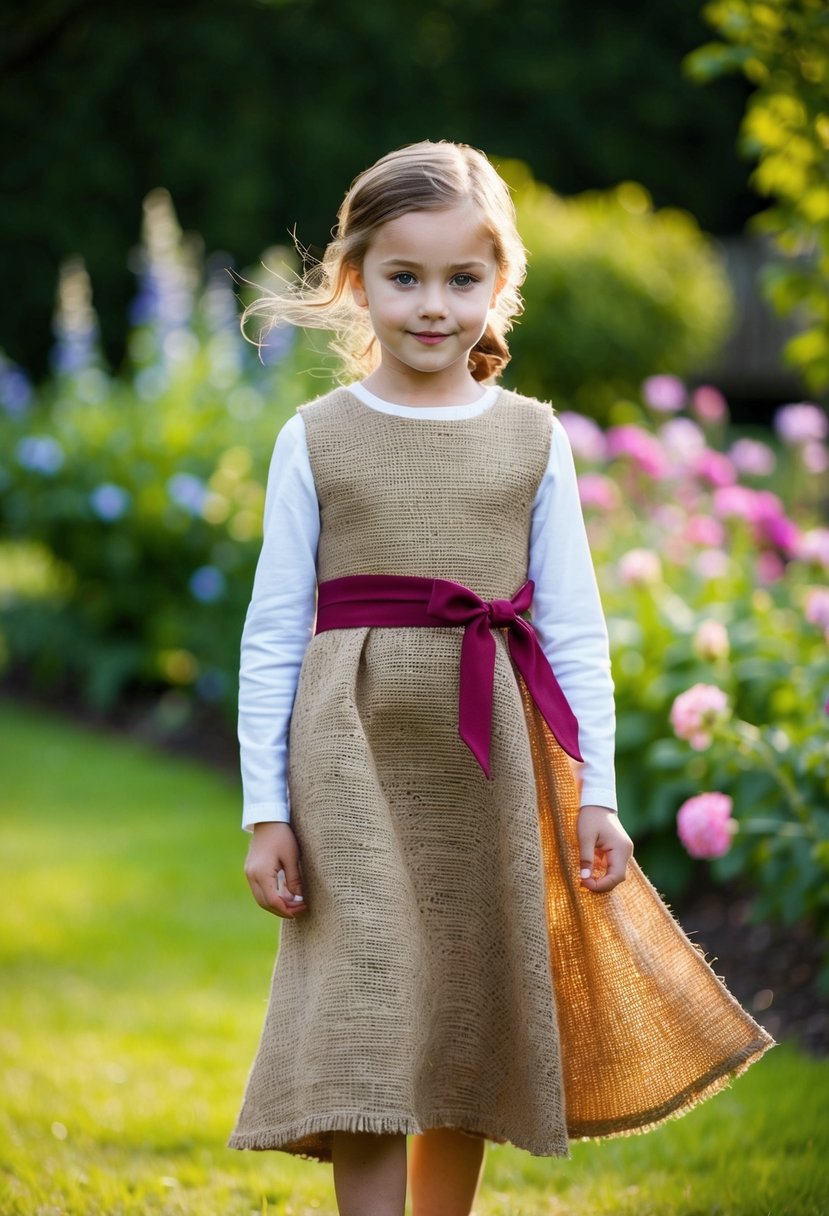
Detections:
[244, 822, 307, 918]
[576, 805, 634, 894]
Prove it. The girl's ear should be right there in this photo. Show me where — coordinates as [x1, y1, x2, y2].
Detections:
[347, 265, 369, 308]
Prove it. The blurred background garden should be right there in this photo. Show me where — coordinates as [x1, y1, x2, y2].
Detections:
[1, 0, 828, 1213]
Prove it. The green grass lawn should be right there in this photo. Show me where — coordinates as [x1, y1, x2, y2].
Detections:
[1, 700, 827, 1216]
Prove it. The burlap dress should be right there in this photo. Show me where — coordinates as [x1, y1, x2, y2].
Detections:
[229, 387, 773, 1163]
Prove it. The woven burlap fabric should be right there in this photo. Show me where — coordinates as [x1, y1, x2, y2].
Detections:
[518, 679, 774, 1138]
[229, 387, 774, 1163]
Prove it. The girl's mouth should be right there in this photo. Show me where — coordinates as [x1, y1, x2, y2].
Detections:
[412, 332, 449, 345]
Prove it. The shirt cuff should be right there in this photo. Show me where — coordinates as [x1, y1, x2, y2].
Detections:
[242, 803, 292, 833]
[578, 784, 618, 814]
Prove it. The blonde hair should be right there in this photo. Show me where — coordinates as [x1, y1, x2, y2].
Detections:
[241, 140, 527, 382]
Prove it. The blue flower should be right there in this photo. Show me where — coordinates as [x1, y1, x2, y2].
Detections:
[16, 435, 64, 475]
[0, 355, 34, 417]
[196, 668, 228, 702]
[189, 565, 226, 603]
[90, 483, 130, 521]
[168, 472, 208, 514]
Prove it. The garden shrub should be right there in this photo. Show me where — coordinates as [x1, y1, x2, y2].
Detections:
[504, 162, 735, 420]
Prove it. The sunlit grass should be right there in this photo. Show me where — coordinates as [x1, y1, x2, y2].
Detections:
[1, 701, 827, 1215]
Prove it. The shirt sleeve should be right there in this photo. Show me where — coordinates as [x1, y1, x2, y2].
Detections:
[237, 413, 319, 831]
[528, 416, 618, 812]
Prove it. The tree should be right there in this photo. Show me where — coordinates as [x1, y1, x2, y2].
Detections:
[685, 0, 829, 397]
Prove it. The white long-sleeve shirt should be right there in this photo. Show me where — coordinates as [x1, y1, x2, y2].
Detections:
[238, 382, 617, 830]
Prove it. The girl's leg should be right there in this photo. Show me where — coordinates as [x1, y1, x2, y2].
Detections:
[408, 1128, 486, 1216]
[331, 1131, 407, 1216]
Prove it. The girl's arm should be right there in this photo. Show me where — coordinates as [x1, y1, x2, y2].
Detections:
[528, 417, 633, 892]
[528, 416, 618, 813]
[238, 413, 319, 831]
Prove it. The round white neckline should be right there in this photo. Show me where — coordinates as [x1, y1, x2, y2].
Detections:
[347, 381, 500, 421]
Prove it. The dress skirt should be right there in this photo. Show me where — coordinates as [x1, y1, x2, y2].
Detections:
[228, 627, 773, 1162]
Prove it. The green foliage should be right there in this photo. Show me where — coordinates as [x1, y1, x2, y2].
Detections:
[2, 702, 827, 1216]
[1, 0, 758, 378]
[504, 166, 735, 417]
[685, 0, 829, 394]
[0, 194, 331, 712]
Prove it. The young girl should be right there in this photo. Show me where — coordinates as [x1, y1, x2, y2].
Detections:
[229, 141, 773, 1216]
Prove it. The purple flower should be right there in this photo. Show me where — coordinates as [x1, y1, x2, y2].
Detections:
[677, 793, 736, 860]
[90, 483, 130, 521]
[642, 374, 687, 413]
[691, 385, 728, 424]
[729, 437, 776, 478]
[16, 435, 64, 475]
[606, 425, 668, 480]
[774, 402, 828, 445]
[559, 412, 606, 463]
[189, 565, 226, 603]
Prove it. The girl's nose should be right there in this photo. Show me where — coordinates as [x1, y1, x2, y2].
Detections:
[418, 288, 448, 318]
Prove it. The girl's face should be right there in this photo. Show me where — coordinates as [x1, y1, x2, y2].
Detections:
[347, 203, 502, 395]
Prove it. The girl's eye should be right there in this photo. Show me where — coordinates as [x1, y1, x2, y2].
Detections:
[451, 273, 478, 289]
[391, 272, 417, 286]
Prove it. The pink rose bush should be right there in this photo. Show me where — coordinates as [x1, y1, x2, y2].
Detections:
[562, 376, 828, 965]
[676, 793, 736, 859]
[669, 683, 729, 750]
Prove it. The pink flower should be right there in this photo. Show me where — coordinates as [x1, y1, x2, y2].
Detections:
[694, 549, 730, 580]
[713, 484, 759, 522]
[693, 620, 730, 661]
[642, 374, 687, 413]
[729, 437, 776, 478]
[692, 448, 737, 488]
[618, 548, 663, 586]
[685, 514, 726, 548]
[805, 587, 829, 637]
[802, 442, 829, 474]
[797, 528, 829, 570]
[691, 385, 728, 424]
[660, 418, 707, 462]
[756, 551, 785, 584]
[677, 792, 736, 859]
[774, 402, 828, 445]
[559, 412, 607, 463]
[578, 472, 620, 510]
[607, 425, 668, 480]
[670, 683, 730, 750]
[751, 490, 800, 555]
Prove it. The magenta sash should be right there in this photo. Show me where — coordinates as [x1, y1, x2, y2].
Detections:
[314, 574, 582, 779]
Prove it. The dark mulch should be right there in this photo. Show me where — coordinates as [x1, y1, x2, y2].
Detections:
[5, 681, 828, 1056]
[678, 881, 828, 1056]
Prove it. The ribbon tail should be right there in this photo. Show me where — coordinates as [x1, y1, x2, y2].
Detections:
[458, 617, 496, 779]
[508, 625, 583, 762]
